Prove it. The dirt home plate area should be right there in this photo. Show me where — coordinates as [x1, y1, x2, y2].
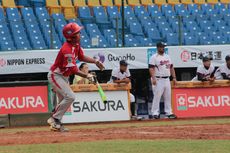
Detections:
[0, 118, 230, 146]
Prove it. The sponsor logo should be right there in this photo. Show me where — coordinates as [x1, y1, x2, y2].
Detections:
[72, 100, 125, 112]
[93, 53, 105, 63]
[176, 94, 230, 111]
[0, 96, 45, 109]
[107, 53, 135, 61]
[0, 58, 6, 67]
[176, 94, 187, 110]
[180, 50, 190, 62]
[0, 58, 46, 67]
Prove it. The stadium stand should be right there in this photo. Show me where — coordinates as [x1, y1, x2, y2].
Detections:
[0, 0, 229, 51]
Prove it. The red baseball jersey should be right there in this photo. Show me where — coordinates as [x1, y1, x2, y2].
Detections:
[50, 42, 84, 77]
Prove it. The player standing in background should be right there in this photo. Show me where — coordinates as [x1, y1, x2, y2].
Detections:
[215, 55, 230, 80]
[149, 42, 177, 119]
[47, 23, 104, 132]
[192, 55, 215, 82]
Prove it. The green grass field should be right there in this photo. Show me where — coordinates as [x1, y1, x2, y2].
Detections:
[0, 118, 230, 153]
[1, 140, 230, 153]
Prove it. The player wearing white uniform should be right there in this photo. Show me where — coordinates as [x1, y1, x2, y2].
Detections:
[149, 42, 177, 119]
[192, 56, 215, 82]
[215, 55, 230, 80]
[110, 60, 141, 119]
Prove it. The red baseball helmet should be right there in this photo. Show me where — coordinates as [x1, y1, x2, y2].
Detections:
[62, 23, 83, 39]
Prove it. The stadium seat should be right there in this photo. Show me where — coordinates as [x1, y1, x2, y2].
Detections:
[103, 29, 116, 39]
[161, 4, 175, 16]
[214, 3, 225, 11]
[207, 0, 218, 5]
[93, 6, 110, 24]
[140, 0, 154, 6]
[107, 36, 122, 47]
[142, 21, 157, 33]
[187, 4, 202, 15]
[196, 14, 209, 22]
[127, 0, 141, 7]
[138, 37, 154, 46]
[0, 40, 16, 51]
[73, 0, 87, 7]
[125, 34, 139, 47]
[146, 27, 162, 41]
[114, 0, 128, 7]
[68, 18, 83, 25]
[107, 6, 121, 19]
[88, 0, 100, 7]
[167, 15, 177, 23]
[166, 33, 179, 45]
[212, 34, 228, 44]
[126, 16, 138, 27]
[134, 6, 150, 19]
[184, 35, 199, 45]
[218, 7, 229, 15]
[122, 6, 136, 19]
[182, 15, 196, 22]
[194, 0, 206, 5]
[6, 8, 21, 21]
[168, 0, 181, 6]
[59, 0, 76, 19]
[148, 5, 162, 17]
[35, 7, 50, 22]
[153, 16, 167, 23]
[46, 0, 61, 14]
[174, 4, 189, 16]
[155, 0, 167, 6]
[78, 7, 94, 23]
[101, 0, 113, 7]
[2, 0, 23, 8]
[188, 26, 201, 33]
[200, 4, 213, 14]
[160, 26, 173, 37]
[130, 22, 144, 36]
[0, 7, 6, 21]
[203, 26, 218, 33]
[21, 7, 37, 23]
[181, 0, 193, 5]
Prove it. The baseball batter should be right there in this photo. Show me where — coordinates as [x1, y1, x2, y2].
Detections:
[149, 42, 177, 119]
[215, 55, 230, 80]
[192, 55, 215, 81]
[47, 23, 104, 132]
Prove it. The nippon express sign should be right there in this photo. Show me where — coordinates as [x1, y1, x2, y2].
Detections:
[173, 88, 230, 118]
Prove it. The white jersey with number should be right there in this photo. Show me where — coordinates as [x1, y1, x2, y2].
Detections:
[149, 53, 172, 77]
[192, 64, 215, 81]
[215, 64, 230, 80]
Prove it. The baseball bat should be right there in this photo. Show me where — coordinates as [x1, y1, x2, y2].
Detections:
[91, 72, 107, 104]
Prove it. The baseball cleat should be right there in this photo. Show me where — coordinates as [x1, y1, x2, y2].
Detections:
[167, 114, 177, 119]
[153, 115, 160, 119]
[47, 117, 61, 131]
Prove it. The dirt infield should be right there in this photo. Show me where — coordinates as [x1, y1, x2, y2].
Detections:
[1, 119, 230, 146]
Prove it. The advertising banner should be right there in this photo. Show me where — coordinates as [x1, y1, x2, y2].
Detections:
[0, 45, 229, 74]
[62, 90, 130, 123]
[173, 87, 230, 118]
[0, 86, 49, 114]
[168, 45, 229, 67]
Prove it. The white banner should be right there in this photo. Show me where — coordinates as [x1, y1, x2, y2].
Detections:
[62, 90, 130, 123]
[0, 45, 229, 74]
[168, 45, 230, 68]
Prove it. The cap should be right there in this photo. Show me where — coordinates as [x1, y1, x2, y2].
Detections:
[202, 56, 211, 62]
[225, 55, 230, 61]
[156, 42, 167, 48]
[120, 60, 128, 66]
